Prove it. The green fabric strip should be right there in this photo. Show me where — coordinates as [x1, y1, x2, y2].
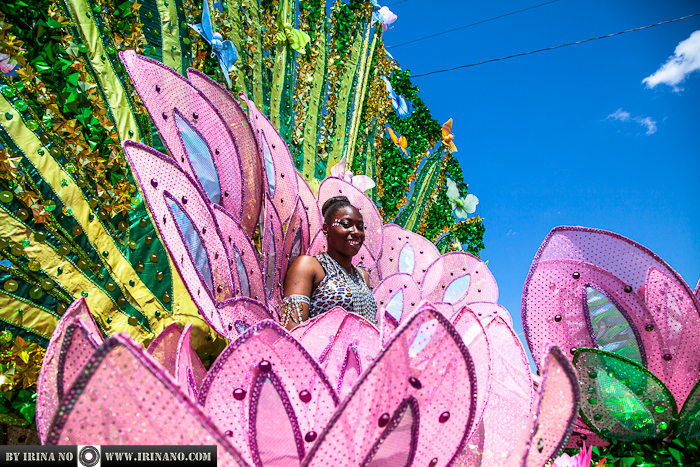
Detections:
[396, 154, 442, 231]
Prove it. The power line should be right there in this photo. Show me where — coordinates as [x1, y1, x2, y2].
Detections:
[412, 13, 700, 78]
[387, 0, 560, 49]
[387, 0, 410, 5]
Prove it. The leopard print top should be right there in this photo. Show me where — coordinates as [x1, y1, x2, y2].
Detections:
[309, 253, 378, 324]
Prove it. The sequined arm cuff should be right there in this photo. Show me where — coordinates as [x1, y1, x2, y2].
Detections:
[280, 294, 310, 327]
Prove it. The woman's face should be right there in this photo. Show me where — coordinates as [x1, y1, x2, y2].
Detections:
[325, 206, 365, 258]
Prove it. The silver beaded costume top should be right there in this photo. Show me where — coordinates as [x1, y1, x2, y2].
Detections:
[309, 253, 378, 324]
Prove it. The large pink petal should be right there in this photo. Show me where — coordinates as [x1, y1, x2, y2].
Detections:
[372, 273, 422, 324]
[56, 322, 100, 405]
[36, 298, 103, 444]
[175, 323, 207, 400]
[261, 197, 285, 310]
[199, 321, 339, 466]
[146, 322, 183, 376]
[421, 252, 498, 306]
[216, 298, 275, 337]
[281, 198, 311, 289]
[45, 335, 251, 466]
[378, 224, 440, 286]
[302, 303, 477, 467]
[297, 174, 323, 241]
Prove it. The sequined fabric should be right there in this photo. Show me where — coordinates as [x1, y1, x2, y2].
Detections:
[310, 253, 378, 324]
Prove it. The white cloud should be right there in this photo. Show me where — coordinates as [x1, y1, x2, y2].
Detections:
[606, 108, 657, 135]
[643, 30, 700, 91]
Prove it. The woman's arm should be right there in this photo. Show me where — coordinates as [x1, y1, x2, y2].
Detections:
[281, 255, 323, 330]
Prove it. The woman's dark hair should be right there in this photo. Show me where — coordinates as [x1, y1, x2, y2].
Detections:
[321, 196, 354, 222]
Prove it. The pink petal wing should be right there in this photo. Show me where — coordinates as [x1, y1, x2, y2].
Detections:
[187, 69, 263, 237]
[307, 229, 326, 256]
[36, 298, 103, 444]
[378, 224, 440, 286]
[216, 298, 275, 337]
[372, 273, 421, 324]
[199, 321, 339, 466]
[175, 323, 207, 401]
[317, 178, 383, 262]
[56, 321, 100, 403]
[468, 301, 514, 327]
[261, 197, 285, 308]
[280, 198, 311, 290]
[302, 303, 478, 467]
[290, 307, 381, 400]
[124, 141, 235, 336]
[146, 322, 183, 376]
[297, 174, 323, 241]
[120, 52, 248, 227]
[45, 335, 251, 467]
[241, 94, 299, 223]
[377, 308, 399, 347]
[421, 252, 498, 306]
[213, 204, 266, 304]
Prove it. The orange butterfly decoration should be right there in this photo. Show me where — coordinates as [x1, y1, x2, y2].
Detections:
[441, 118, 458, 153]
[386, 126, 409, 157]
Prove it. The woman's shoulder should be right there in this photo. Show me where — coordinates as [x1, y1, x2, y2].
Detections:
[289, 255, 323, 271]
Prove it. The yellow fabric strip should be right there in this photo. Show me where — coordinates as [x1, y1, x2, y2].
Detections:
[226, 2, 248, 93]
[0, 98, 165, 340]
[158, 0, 183, 72]
[0, 292, 59, 340]
[64, 0, 141, 142]
[270, 0, 291, 130]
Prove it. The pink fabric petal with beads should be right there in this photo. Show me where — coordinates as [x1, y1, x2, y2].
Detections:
[146, 322, 183, 376]
[372, 273, 422, 324]
[290, 307, 381, 400]
[213, 205, 266, 304]
[513, 346, 580, 467]
[307, 229, 326, 256]
[45, 335, 251, 467]
[56, 321, 99, 403]
[565, 416, 609, 449]
[317, 178, 383, 262]
[644, 266, 700, 404]
[261, 197, 285, 309]
[695, 279, 700, 302]
[479, 317, 533, 466]
[421, 252, 498, 305]
[124, 141, 234, 337]
[377, 308, 399, 347]
[297, 174, 323, 240]
[241, 93, 299, 223]
[281, 198, 311, 288]
[187, 69, 263, 237]
[450, 306, 492, 438]
[120, 52, 247, 226]
[175, 323, 207, 401]
[198, 321, 339, 466]
[216, 298, 275, 337]
[36, 298, 103, 444]
[378, 224, 440, 286]
[467, 302, 513, 327]
[301, 303, 477, 467]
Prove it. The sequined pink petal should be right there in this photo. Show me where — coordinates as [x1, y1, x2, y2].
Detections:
[450, 306, 492, 438]
[480, 316, 534, 466]
[377, 308, 399, 347]
[290, 307, 381, 400]
[217, 298, 275, 337]
[56, 322, 99, 402]
[468, 301, 514, 327]
[241, 93, 299, 223]
[372, 273, 421, 324]
[307, 229, 326, 256]
[199, 321, 339, 466]
[301, 303, 477, 467]
[297, 173, 323, 240]
[124, 141, 234, 336]
[421, 252, 498, 306]
[281, 198, 311, 289]
[36, 298, 103, 444]
[261, 197, 285, 308]
[213, 204, 266, 304]
[317, 178, 383, 263]
[187, 69, 263, 237]
[120, 52, 248, 228]
[146, 322, 183, 376]
[45, 335, 251, 467]
[378, 224, 440, 286]
[507, 346, 580, 467]
[175, 323, 207, 401]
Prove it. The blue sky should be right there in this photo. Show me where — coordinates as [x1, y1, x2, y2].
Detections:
[382, 0, 700, 365]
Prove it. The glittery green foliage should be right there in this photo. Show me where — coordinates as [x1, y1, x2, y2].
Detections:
[570, 437, 700, 466]
[332, 0, 365, 58]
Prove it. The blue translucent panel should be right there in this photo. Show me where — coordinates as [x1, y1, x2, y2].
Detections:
[166, 198, 213, 292]
[408, 319, 438, 358]
[366, 400, 417, 467]
[398, 243, 415, 275]
[597, 370, 655, 437]
[254, 378, 301, 465]
[386, 290, 404, 322]
[586, 286, 642, 364]
[443, 275, 471, 304]
[174, 113, 221, 205]
[289, 227, 303, 267]
[260, 134, 276, 197]
[234, 320, 249, 334]
[232, 247, 250, 297]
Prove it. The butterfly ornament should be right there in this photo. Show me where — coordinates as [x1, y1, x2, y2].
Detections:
[446, 177, 478, 219]
[381, 76, 413, 119]
[442, 119, 458, 153]
[330, 156, 376, 192]
[189, 0, 239, 87]
[371, 1, 397, 32]
[386, 125, 409, 157]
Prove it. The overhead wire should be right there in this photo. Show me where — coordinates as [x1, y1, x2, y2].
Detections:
[387, 0, 560, 49]
[411, 13, 700, 78]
